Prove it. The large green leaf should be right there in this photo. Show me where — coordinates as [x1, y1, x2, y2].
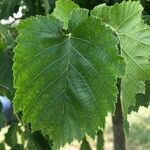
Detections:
[92, 1, 150, 116]
[13, 9, 125, 149]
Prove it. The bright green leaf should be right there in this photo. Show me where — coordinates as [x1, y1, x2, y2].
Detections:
[92, 1, 150, 116]
[52, 0, 79, 29]
[13, 9, 125, 149]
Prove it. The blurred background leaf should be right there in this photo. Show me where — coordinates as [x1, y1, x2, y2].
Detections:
[129, 81, 150, 113]
[0, 0, 21, 19]
[0, 102, 6, 130]
[5, 123, 18, 147]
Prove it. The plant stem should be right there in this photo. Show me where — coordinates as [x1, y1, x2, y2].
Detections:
[97, 130, 104, 150]
[112, 78, 126, 150]
[80, 137, 91, 150]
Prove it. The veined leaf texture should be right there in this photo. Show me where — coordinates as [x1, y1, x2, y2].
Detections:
[92, 1, 150, 116]
[13, 8, 125, 149]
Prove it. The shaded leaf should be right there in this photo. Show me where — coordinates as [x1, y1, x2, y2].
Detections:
[129, 80, 150, 113]
[0, 25, 14, 96]
[26, 131, 52, 150]
[11, 144, 24, 150]
[0, 102, 6, 130]
[5, 123, 18, 147]
[0, 48, 14, 94]
[97, 130, 104, 150]
[23, 0, 45, 17]
[0, 25, 14, 49]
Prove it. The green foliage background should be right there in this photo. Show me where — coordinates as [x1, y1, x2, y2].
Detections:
[0, 0, 150, 150]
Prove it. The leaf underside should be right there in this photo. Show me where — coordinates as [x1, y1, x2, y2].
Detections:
[13, 9, 125, 149]
[92, 1, 150, 116]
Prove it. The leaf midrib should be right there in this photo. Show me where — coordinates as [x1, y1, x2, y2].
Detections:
[17, 34, 120, 117]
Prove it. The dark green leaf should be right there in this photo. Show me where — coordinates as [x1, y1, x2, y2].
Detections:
[0, 25, 15, 96]
[26, 131, 52, 150]
[97, 130, 104, 150]
[129, 81, 150, 113]
[23, 0, 46, 17]
[11, 144, 24, 150]
[0, 48, 14, 94]
[5, 123, 18, 147]
[0, 101, 6, 130]
[0, 0, 21, 19]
